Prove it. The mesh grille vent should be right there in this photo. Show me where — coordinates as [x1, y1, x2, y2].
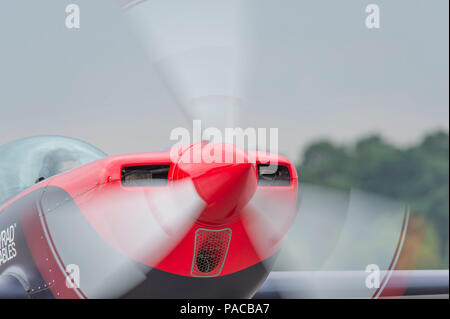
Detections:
[191, 228, 232, 277]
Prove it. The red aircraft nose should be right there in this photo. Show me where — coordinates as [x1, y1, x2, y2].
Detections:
[173, 143, 258, 225]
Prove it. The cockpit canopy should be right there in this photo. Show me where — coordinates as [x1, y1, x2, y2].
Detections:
[0, 136, 106, 206]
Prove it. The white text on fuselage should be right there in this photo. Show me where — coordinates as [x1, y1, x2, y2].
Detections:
[0, 224, 17, 266]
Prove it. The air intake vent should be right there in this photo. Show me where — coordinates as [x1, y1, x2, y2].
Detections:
[121, 165, 170, 187]
[257, 164, 291, 186]
[191, 228, 232, 277]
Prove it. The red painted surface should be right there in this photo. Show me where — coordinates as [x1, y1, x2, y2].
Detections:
[4, 143, 298, 281]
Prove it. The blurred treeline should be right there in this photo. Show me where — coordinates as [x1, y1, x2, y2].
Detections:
[296, 131, 449, 269]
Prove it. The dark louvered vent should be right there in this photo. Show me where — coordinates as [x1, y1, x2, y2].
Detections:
[121, 165, 170, 187]
[257, 164, 291, 186]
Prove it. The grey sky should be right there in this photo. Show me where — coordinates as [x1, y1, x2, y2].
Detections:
[0, 0, 448, 162]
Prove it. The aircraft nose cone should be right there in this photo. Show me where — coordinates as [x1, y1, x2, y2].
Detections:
[174, 143, 258, 224]
[194, 160, 257, 224]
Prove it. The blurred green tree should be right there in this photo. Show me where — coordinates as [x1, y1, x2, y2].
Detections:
[297, 131, 449, 268]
